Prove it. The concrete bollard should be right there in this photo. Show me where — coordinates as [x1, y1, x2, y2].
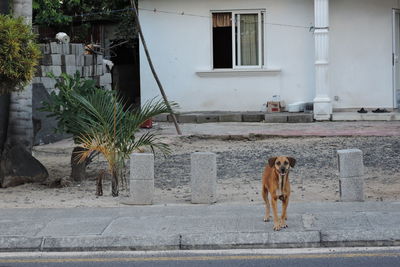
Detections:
[337, 149, 364, 201]
[191, 152, 217, 204]
[129, 153, 154, 205]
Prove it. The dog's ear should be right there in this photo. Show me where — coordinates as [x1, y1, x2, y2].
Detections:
[288, 157, 296, 168]
[268, 157, 277, 167]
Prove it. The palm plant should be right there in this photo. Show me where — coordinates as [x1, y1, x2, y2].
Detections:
[40, 72, 99, 182]
[70, 89, 174, 197]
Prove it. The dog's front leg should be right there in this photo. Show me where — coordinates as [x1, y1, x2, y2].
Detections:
[280, 196, 289, 228]
[262, 187, 271, 222]
[271, 194, 281, 231]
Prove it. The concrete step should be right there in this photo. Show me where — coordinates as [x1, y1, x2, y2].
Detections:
[332, 112, 400, 121]
[154, 112, 314, 123]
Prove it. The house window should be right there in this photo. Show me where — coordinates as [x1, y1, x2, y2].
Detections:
[212, 11, 264, 69]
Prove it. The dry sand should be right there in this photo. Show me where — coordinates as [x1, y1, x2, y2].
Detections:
[0, 135, 399, 208]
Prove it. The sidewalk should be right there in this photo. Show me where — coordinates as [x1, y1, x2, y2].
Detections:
[152, 121, 400, 137]
[1, 201, 400, 252]
[7, 121, 400, 252]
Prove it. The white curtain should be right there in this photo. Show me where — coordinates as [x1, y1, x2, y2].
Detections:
[240, 14, 258, 66]
[213, 13, 232, 28]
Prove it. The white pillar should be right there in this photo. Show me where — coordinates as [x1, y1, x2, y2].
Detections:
[313, 0, 332, 120]
[191, 152, 217, 204]
[129, 153, 154, 205]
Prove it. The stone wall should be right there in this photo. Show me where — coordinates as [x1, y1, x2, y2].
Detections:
[32, 42, 112, 145]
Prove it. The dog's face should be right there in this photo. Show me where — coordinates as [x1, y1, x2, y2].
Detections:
[268, 156, 296, 175]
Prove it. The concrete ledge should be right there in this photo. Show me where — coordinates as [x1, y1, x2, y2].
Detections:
[177, 115, 197, 123]
[0, 237, 43, 252]
[3, 228, 400, 252]
[265, 113, 288, 123]
[42, 235, 180, 251]
[219, 114, 242, 122]
[268, 231, 321, 246]
[242, 114, 264, 122]
[3, 227, 400, 252]
[287, 113, 313, 123]
[181, 231, 321, 249]
[155, 112, 316, 123]
[167, 114, 198, 123]
[332, 112, 400, 121]
[180, 232, 269, 249]
[197, 115, 219, 123]
[321, 229, 400, 246]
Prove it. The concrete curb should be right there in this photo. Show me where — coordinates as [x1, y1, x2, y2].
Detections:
[0, 237, 43, 252]
[1, 230, 400, 252]
[321, 229, 400, 247]
[180, 231, 321, 250]
[42, 235, 180, 252]
[2, 203, 400, 252]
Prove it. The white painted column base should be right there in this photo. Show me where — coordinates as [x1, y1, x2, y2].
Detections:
[313, 97, 332, 120]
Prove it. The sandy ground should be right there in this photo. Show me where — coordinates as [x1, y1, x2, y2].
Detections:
[0, 135, 399, 208]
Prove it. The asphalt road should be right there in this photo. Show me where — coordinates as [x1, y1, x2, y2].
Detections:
[0, 248, 399, 267]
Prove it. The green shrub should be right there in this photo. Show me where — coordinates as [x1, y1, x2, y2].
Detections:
[0, 15, 41, 95]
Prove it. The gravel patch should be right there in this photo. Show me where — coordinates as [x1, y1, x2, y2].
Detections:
[1, 136, 398, 208]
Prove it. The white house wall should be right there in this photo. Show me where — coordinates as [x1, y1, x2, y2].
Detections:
[330, 0, 398, 109]
[139, 0, 398, 111]
[139, 0, 315, 111]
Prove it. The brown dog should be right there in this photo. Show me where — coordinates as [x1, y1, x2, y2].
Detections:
[262, 156, 296, 231]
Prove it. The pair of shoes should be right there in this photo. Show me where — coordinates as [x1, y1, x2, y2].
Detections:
[372, 108, 389, 113]
[357, 108, 368, 113]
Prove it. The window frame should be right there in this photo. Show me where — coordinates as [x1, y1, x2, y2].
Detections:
[211, 9, 265, 70]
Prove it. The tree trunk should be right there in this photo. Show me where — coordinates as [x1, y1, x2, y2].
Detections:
[0, 0, 9, 156]
[96, 171, 104, 196]
[0, 94, 10, 154]
[70, 146, 87, 182]
[6, 0, 34, 152]
[111, 169, 119, 197]
[6, 86, 34, 151]
[12, 0, 32, 24]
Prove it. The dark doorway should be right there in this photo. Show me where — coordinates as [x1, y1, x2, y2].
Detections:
[111, 40, 140, 108]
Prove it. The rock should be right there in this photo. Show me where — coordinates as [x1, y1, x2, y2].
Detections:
[0, 144, 48, 188]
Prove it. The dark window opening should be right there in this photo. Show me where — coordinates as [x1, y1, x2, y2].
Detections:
[212, 13, 232, 69]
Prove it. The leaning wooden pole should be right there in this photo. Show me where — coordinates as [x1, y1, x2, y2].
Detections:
[129, 0, 182, 135]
